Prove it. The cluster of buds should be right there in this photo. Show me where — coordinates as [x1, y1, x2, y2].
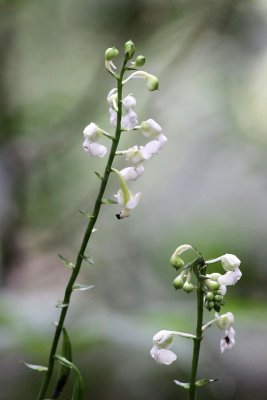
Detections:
[82, 40, 167, 220]
[170, 244, 199, 293]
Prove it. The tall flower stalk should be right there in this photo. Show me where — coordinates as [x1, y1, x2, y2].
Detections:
[150, 245, 242, 399]
[25, 41, 166, 400]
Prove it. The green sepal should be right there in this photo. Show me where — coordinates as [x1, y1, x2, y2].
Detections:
[94, 171, 104, 180]
[78, 210, 94, 219]
[101, 198, 117, 205]
[52, 327, 72, 399]
[173, 380, 190, 389]
[80, 255, 94, 265]
[72, 284, 94, 291]
[195, 378, 218, 387]
[54, 356, 84, 400]
[111, 168, 130, 205]
[58, 254, 75, 269]
[22, 362, 48, 372]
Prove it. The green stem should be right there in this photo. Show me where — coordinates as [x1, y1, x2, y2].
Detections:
[37, 58, 128, 400]
[188, 263, 206, 400]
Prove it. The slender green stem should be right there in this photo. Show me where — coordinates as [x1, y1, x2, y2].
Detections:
[37, 58, 128, 400]
[188, 263, 206, 400]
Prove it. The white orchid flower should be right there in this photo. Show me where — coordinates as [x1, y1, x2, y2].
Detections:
[82, 123, 107, 158]
[220, 326, 235, 353]
[206, 253, 242, 287]
[122, 94, 136, 110]
[82, 139, 107, 158]
[114, 189, 141, 219]
[119, 164, 145, 181]
[150, 330, 177, 366]
[139, 118, 162, 138]
[122, 109, 138, 130]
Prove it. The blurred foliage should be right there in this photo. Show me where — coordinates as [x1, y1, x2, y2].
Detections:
[0, 0, 267, 399]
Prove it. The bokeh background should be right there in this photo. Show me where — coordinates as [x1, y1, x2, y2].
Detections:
[1, 0, 267, 399]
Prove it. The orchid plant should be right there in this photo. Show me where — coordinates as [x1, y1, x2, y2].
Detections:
[25, 41, 166, 400]
[150, 244, 242, 400]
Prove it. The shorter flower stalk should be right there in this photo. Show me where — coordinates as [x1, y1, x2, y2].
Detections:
[150, 245, 242, 400]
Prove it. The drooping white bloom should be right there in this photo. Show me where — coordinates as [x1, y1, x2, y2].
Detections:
[206, 253, 242, 287]
[119, 164, 145, 181]
[123, 145, 151, 164]
[82, 123, 107, 158]
[107, 88, 118, 110]
[140, 119, 162, 138]
[83, 139, 107, 158]
[220, 326, 235, 353]
[122, 94, 136, 110]
[122, 71, 159, 91]
[122, 109, 138, 130]
[150, 330, 177, 366]
[114, 189, 141, 219]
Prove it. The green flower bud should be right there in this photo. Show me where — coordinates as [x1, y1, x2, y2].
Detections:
[208, 301, 214, 309]
[183, 281, 194, 293]
[205, 292, 214, 300]
[105, 47, 119, 61]
[214, 294, 222, 301]
[146, 73, 159, 91]
[173, 274, 185, 290]
[205, 279, 220, 291]
[125, 40, 135, 59]
[135, 55, 146, 67]
[170, 254, 185, 270]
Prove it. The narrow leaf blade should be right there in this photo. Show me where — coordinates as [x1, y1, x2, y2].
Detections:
[58, 254, 75, 269]
[101, 198, 117, 205]
[78, 210, 94, 219]
[195, 378, 218, 387]
[173, 380, 190, 389]
[94, 171, 104, 180]
[72, 284, 94, 291]
[80, 255, 94, 265]
[22, 362, 48, 372]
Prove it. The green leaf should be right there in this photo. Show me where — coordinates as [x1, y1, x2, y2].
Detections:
[80, 255, 94, 265]
[78, 210, 94, 219]
[173, 380, 190, 389]
[54, 356, 84, 400]
[72, 378, 84, 400]
[55, 301, 69, 309]
[94, 171, 104, 180]
[72, 284, 94, 291]
[22, 362, 48, 372]
[195, 379, 218, 387]
[101, 198, 117, 205]
[58, 254, 75, 269]
[52, 327, 72, 399]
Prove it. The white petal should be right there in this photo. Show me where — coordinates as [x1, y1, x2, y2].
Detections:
[88, 143, 107, 158]
[122, 109, 138, 130]
[157, 349, 177, 365]
[153, 330, 173, 349]
[216, 312, 234, 330]
[82, 138, 91, 152]
[142, 140, 161, 158]
[122, 95, 136, 110]
[119, 165, 144, 182]
[114, 190, 123, 206]
[158, 133, 167, 148]
[221, 254, 241, 271]
[126, 192, 141, 210]
[83, 122, 98, 139]
[220, 285, 227, 295]
[140, 119, 162, 138]
[218, 268, 242, 286]
[109, 107, 117, 127]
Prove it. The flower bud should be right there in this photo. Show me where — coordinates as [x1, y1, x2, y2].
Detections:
[135, 55, 146, 67]
[173, 274, 185, 290]
[125, 40, 135, 59]
[146, 73, 159, 91]
[216, 312, 234, 330]
[205, 292, 214, 300]
[105, 47, 119, 61]
[183, 281, 194, 293]
[170, 254, 184, 270]
[205, 279, 220, 291]
[214, 294, 222, 301]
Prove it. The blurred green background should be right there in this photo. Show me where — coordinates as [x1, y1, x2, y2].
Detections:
[1, 0, 267, 399]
